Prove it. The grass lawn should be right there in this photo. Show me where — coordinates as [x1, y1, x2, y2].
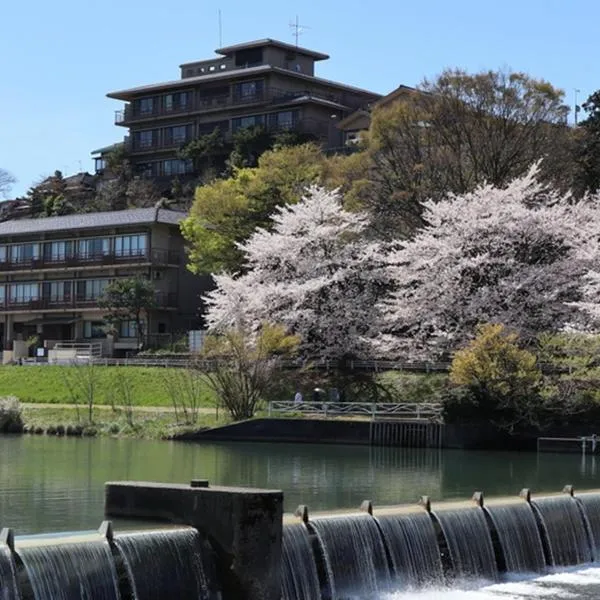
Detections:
[0, 365, 217, 407]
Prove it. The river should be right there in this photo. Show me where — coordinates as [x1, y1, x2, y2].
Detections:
[1, 434, 599, 535]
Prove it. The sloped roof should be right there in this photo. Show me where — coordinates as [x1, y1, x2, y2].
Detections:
[215, 39, 329, 61]
[0, 208, 185, 238]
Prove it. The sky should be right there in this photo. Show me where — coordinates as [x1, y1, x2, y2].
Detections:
[1, 0, 598, 198]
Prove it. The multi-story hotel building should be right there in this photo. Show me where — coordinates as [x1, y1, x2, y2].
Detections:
[0, 208, 205, 358]
[94, 39, 381, 179]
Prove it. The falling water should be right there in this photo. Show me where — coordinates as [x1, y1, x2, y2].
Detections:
[484, 503, 546, 573]
[376, 512, 443, 589]
[531, 496, 592, 566]
[575, 492, 600, 561]
[309, 513, 391, 599]
[0, 544, 20, 600]
[114, 528, 217, 600]
[281, 523, 321, 600]
[16, 536, 120, 600]
[433, 509, 498, 581]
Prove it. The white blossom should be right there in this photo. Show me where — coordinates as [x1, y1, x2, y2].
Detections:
[378, 165, 600, 358]
[205, 186, 393, 360]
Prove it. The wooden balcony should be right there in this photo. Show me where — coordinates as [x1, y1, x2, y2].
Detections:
[0, 248, 180, 273]
[0, 292, 178, 312]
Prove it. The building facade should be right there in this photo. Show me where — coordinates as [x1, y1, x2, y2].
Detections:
[95, 39, 381, 179]
[0, 208, 206, 358]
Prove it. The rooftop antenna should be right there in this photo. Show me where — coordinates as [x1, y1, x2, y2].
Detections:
[218, 9, 223, 47]
[289, 15, 309, 47]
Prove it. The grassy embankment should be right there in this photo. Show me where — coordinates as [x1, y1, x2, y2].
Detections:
[0, 365, 224, 439]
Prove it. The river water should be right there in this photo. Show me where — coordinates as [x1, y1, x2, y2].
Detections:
[1, 435, 599, 535]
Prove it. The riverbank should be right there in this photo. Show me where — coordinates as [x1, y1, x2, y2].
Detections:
[18, 404, 223, 439]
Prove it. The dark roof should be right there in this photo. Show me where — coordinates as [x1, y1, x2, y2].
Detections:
[91, 142, 124, 156]
[0, 208, 186, 238]
[215, 39, 329, 61]
[107, 65, 380, 102]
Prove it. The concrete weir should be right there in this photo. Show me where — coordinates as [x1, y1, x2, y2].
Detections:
[104, 480, 283, 600]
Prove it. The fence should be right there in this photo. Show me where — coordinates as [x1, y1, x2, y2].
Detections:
[267, 401, 444, 422]
[537, 435, 599, 454]
[370, 421, 444, 448]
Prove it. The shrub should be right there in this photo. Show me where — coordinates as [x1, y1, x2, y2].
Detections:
[0, 396, 24, 432]
[447, 323, 543, 431]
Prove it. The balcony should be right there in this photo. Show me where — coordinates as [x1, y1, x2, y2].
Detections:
[114, 87, 346, 125]
[0, 249, 180, 273]
[0, 292, 178, 313]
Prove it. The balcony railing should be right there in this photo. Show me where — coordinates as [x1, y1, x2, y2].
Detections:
[0, 248, 180, 272]
[115, 87, 347, 125]
[0, 292, 177, 312]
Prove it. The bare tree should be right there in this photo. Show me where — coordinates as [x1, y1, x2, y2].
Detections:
[61, 361, 99, 423]
[0, 169, 16, 198]
[161, 365, 207, 424]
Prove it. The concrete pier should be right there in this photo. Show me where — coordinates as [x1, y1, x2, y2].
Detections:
[105, 480, 283, 600]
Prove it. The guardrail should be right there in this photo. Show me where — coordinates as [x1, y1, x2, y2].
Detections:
[267, 401, 444, 422]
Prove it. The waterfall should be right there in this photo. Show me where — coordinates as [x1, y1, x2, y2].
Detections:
[113, 528, 217, 600]
[484, 503, 546, 573]
[309, 513, 391, 599]
[575, 492, 600, 561]
[531, 496, 592, 566]
[375, 512, 443, 588]
[1, 544, 20, 600]
[433, 508, 498, 580]
[16, 537, 120, 600]
[281, 523, 321, 600]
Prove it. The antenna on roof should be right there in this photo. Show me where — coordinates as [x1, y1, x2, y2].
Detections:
[218, 9, 223, 47]
[289, 15, 309, 47]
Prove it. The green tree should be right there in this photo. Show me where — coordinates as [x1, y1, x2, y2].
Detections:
[181, 143, 327, 274]
[361, 68, 571, 238]
[574, 90, 600, 194]
[179, 127, 229, 180]
[98, 277, 157, 350]
[447, 323, 542, 431]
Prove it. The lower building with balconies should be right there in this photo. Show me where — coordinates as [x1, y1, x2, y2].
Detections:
[0, 208, 208, 360]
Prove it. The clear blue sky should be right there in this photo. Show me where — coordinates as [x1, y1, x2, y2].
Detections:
[1, 0, 597, 197]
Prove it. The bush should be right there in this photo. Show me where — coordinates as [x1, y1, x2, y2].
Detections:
[0, 396, 24, 432]
[447, 324, 543, 431]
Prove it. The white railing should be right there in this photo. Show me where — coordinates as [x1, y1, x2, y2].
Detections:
[267, 401, 444, 422]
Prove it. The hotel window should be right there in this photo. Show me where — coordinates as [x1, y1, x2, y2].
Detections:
[44, 240, 73, 262]
[164, 92, 190, 112]
[270, 110, 297, 130]
[119, 320, 143, 338]
[0, 285, 4, 304]
[234, 80, 263, 100]
[135, 97, 155, 115]
[47, 281, 71, 302]
[164, 125, 192, 146]
[162, 159, 193, 176]
[10, 283, 40, 303]
[77, 279, 109, 300]
[83, 321, 107, 339]
[134, 129, 156, 150]
[231, 114, 265, 132]
[136, 162, 160, 178]
[115, 234, 147, 258]
[78, 238, 110, 259]
[10, 243, 40, 263]
[0, 246, 6, 263]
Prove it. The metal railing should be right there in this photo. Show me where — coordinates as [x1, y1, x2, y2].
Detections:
[0, 248, 180, 272]
[267, 401, 444, 422]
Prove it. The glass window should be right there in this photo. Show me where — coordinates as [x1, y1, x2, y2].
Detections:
[11, 243, 40, 263]
[10, 283, 40, 303]
[83, 321, 107, 339]
[164, 92, 190, 112]
[0, 246, 6, 263]
[135, 130, 155, 150]
[78, 238, 110, 259]
[44, 241, 73, 262]
[235, 80, 263, 100]
[232, 114, 265, 132]
[115, 234, 147, 258]
[77, 279, 109, 300]
[0, 285, 5, 304]
[162, 159, 193, 176]
[48, 281, 71, 302]
[119, 320, 143, 338]
[137, 97, 155, 115]
[136, 162, 160, 178]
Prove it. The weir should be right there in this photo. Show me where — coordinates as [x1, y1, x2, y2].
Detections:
[3, 483, 600, 599]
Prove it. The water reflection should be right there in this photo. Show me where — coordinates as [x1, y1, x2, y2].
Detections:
[0, 436, 598, 534]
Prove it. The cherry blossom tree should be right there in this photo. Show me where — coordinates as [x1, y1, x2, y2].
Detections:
[204, 186, 393, 361]
[377, 166, 600, 358]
